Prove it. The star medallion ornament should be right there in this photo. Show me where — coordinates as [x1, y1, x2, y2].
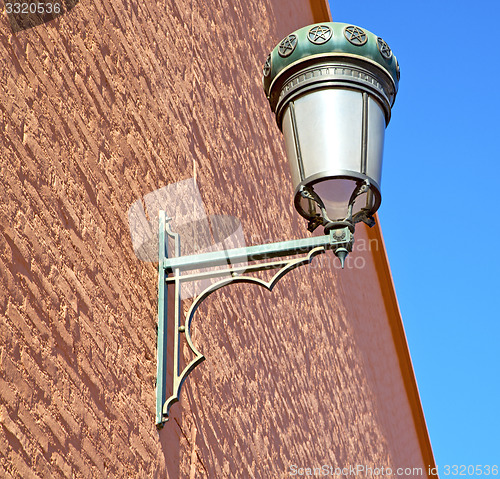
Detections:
[278, 34, 298, 57]
[377, 37, 392, 59]
[344, 25, 367, 46]
[307, 25, 332, 45]
[263, 54, 271, 77]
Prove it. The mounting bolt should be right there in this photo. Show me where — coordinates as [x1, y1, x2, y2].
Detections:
[334, 230, 346, 240]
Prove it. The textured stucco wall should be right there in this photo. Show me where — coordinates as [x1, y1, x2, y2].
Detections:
[0, 0, 430, 477]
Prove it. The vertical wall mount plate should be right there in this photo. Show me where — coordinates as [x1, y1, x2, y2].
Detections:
[155, 211, 354, 428]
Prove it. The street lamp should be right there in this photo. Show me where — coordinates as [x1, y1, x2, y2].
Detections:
[155, 22, 399, 427]
[263, 22, 399, 234]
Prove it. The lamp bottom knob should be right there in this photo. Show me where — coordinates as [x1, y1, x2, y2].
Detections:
[334, 248, 349, 269]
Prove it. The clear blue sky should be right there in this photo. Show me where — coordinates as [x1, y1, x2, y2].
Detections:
[329, 0, 500, 472]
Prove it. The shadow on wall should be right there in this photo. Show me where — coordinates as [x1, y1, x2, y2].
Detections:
[156, 278, 195, 478]
[129, 179, 247, 475]
[5, 0, 80, 32]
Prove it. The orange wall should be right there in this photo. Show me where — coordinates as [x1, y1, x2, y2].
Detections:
[0, 0, 434, 476]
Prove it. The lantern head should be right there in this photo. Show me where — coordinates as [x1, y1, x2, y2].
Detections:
[263, 22, 399, 233]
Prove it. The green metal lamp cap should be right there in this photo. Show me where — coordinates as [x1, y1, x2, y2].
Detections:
[263, 22, 400, 100]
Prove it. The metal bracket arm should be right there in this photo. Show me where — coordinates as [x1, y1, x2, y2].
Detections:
[155, 211, 353, 427]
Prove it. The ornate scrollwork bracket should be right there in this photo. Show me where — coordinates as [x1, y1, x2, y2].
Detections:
[155, 210, 354, 428]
